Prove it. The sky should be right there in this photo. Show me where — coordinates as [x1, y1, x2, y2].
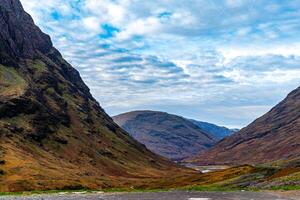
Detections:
[20, 0, 300, 128]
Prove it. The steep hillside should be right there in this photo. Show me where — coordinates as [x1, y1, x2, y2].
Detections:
[191, 86, 300, 165]
[190, 120, 237, 140]
[0, 0, 194, 192]
[113, 111, 216, 161]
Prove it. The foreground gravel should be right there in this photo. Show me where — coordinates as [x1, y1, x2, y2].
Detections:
[0, 191, 294, 200]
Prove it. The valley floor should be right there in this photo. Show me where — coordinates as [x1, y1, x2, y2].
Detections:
[183, 164, 229, 173]
[0, 191, 298, 200]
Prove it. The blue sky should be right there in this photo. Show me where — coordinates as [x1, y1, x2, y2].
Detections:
[21, 0, 300, 128]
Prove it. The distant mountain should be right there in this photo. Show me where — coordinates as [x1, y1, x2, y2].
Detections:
[0, 0, 192, 192]
[113, 111, 218, 161]
[190, 120, 237, 140]
[190, 86, 300, 165]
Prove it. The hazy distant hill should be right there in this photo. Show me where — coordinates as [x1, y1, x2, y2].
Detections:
[189, 120, 238, 140]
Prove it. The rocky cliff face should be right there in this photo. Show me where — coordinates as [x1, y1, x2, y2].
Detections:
[0, 0, 52, 60]
[191, 86, 300, 165]
[113, 111, 217, 161]
[0, 0, 192, 192]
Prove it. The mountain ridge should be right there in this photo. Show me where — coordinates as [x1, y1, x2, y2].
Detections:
[113, 110, 234, 161]
[190, 86, 300, 165]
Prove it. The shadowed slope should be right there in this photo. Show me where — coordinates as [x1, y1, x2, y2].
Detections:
[113, 110, 216, 161]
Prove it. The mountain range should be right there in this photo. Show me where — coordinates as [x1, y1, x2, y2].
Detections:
[113, 110, 235, 161]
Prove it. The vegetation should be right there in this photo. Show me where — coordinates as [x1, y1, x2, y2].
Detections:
[0, 65, 27, 99]
[269, 185, 300, 191]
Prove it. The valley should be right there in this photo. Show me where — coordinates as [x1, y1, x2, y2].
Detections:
[0, 0, 299, 198]
[183, 164, 229, 173]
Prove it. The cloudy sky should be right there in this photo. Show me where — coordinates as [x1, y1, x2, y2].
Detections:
[21, 0, 300, 128]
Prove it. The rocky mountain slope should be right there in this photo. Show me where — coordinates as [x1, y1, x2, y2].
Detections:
[190, 86, 300, 165]
[189, 120, 237, 140]
[113, 111, 217, 161]
[0, 0, 195, 192]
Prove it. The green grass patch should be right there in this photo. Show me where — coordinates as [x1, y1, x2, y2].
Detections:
[27, 60, 47, 73]
[3, 184, 299, 197]
[269, 185, 300, 191]
[0, 188, 170, 197]
[102, 188, 170, 193]
[0, 189, 95, 197]
[0, 65, 27, 98]
[182, 185, 240, 192]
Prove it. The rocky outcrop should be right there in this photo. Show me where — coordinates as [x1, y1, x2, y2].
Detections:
[0, 0, 52, 60]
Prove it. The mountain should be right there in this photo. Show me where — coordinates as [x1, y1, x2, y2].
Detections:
[0, 0, 194, 192]
[190, 86, 300, 165]
[189, 120, 237, 140]
[113, 111, 217, 161]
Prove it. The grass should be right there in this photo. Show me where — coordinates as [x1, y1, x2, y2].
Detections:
[0, 189, 100, 196]
[182, 185, 238, 192]
[0, 65, 27, 98]
[0, 188, 170, 196]
[269, 185, 300, 191]
[102, 188, 170, 193]
[0, 158, 299, 196]
[26, 60, 47, 73]
[0, 187, 233, 197]
[1, 183, 300, 197]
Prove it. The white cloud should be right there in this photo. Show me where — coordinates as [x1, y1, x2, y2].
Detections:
[84, 0, 130, 25]
[219, 43, 300, 62]
[19, 0, 300, 127]
[82, 17, 101, 32]
[116, 17, 162, 40]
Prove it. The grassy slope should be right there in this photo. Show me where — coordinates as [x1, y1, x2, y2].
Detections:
[0, 56, 200, 192]
[0, 162, 299, 195]
[0, 65, 27, 100]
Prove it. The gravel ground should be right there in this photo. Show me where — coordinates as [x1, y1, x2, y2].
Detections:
[0, 191, 295, 200]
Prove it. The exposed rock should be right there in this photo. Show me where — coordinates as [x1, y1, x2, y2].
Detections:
[0, 0, 52, 59]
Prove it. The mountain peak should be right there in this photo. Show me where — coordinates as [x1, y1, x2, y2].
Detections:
[0, 0, 52, 60]
[0, 0, 23, 13]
